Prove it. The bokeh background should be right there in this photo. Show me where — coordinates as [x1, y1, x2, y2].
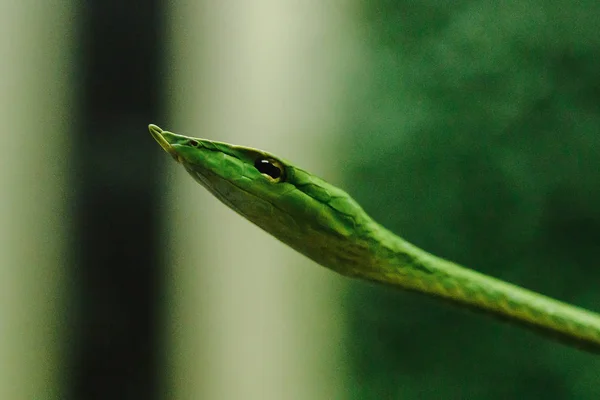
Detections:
[2, 1, 600, 399]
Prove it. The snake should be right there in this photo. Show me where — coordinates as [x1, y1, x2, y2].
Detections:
[149, 123, 600, 353]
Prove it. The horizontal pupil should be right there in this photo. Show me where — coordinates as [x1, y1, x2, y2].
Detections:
[255, 159, 281, 179]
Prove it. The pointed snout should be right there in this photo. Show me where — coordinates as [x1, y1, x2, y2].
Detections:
[148, 124, 172, 153]
[149, 123, 185, 163]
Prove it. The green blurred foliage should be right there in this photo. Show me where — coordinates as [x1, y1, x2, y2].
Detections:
[342, 1, 600, 398]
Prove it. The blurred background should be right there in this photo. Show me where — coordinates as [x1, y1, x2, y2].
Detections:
[2, 0, 600, 399]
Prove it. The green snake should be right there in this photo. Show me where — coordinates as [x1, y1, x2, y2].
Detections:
[149, 124, 600, 353]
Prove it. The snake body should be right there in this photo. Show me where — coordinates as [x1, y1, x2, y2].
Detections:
[149, 124, 600, 353]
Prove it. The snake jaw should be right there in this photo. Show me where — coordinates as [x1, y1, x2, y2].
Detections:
[148, 124, 183, 163]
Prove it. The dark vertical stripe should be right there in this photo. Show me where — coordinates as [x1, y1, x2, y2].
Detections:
[72, 1, 165, 398]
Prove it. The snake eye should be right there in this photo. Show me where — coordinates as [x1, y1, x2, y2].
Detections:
[254, 158, 285, 182]
[188, 139, 199, 147]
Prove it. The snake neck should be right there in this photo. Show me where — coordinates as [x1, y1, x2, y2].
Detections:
[352, 221, 600, 353]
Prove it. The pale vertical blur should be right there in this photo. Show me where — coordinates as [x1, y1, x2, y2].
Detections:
[162, 1, 357, 399]
[0, 1, 73, 399]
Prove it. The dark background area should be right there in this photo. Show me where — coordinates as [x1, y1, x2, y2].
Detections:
[72, 1, 165, 398]
[344, 1, 600, 398]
